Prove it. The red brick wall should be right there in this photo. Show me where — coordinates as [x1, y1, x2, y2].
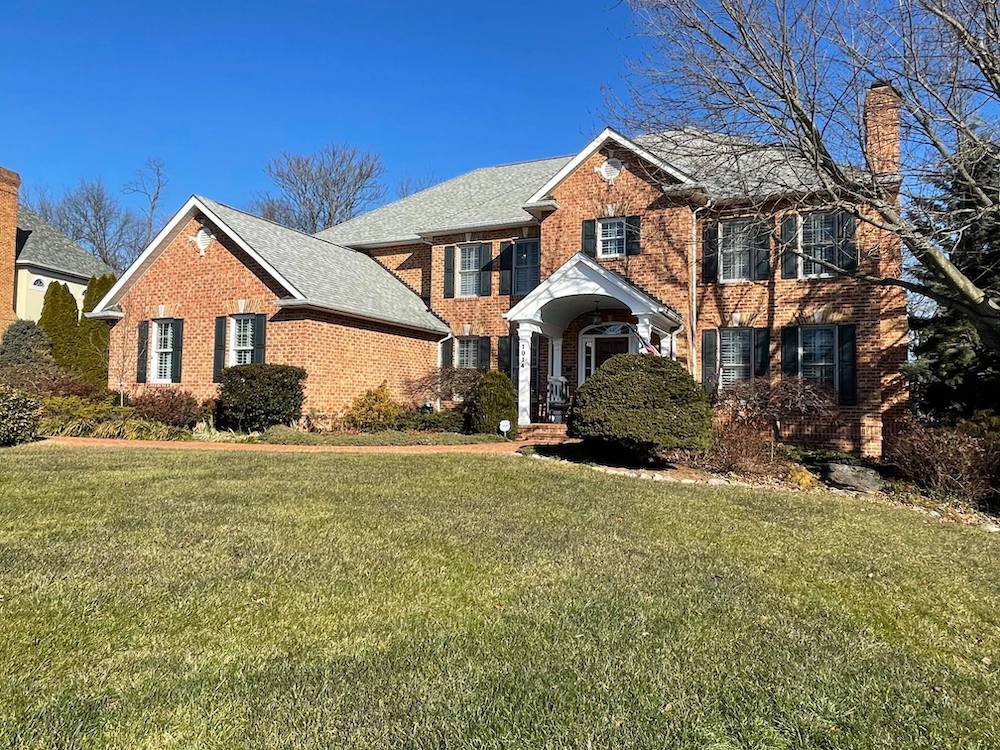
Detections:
[0, 167, 20, 334]
[108, 217, 440, 421]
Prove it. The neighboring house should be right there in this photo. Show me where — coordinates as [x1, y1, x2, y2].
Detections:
[0, 167, 114, 330]
[92, 83, 907, 456]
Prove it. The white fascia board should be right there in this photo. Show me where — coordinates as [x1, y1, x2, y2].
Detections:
[84, 309, 124, 320]
[92, 196, 304, 315]
[275, 298, 450, 336]
[525, 127, 694, 205]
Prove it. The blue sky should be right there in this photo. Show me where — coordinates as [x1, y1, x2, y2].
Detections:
[1, 1, 639, 216]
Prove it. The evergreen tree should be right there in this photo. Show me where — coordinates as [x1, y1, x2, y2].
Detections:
[75, 274, 116, 386]
[905, 136, 1000, 421]
[37, 282, 79, 371]
[0, 320, 54, 368]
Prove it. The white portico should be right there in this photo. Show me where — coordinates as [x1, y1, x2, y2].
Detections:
[504, 253, 683, 426]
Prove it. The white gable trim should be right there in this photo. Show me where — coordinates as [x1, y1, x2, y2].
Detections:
[525, 127, 694, 205]
[92, 196, 305, 315]
[504, 252, 682, 328]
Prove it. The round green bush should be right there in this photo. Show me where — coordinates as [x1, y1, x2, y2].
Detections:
[217, 364, 307, 432]
[466, 370, 517, 438]
[568, 354, 711, 460]
[0, 385, 41, 446]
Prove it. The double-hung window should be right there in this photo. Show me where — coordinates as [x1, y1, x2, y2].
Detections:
[230, 315, 255, 365]
[800, 326, 836, 388]
[800, 212, 839, 277]
[513, 239, 540, 295]
[719, 219, 754, 282]
[719, 328, 752, 388]
[597, 218, 626, 258]
[456, 337, 480, 369]
[152, 320, 174, 384]
[458, 246, 480, 298]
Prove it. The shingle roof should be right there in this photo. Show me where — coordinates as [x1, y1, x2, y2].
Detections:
[15, 206, 114, 280]
[316, 155, 572, 247]
[319, 128, 833, 248]
[197, 197, 449, 334]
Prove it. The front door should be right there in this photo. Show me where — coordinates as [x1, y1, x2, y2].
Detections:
[594, 336, 629, 370]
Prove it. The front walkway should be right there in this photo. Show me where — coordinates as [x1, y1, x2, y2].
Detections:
[35, 436, 536, 455]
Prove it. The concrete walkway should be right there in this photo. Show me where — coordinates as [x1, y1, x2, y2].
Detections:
[35, 436, 536, 455]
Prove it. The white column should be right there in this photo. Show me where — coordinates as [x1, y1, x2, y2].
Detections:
[516, 322, 536, 426]
[551, 337, 563, 378]
[635, 314, 653, 351]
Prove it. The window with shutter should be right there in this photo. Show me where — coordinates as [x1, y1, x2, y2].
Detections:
[229, 315, 255, 365]
[719, 328, 752, 387]
[458, 246, 480, 297]
[151, 320, 174, 384]
[719, 219, 754, 282]
[597, 218, 626, 257]
[456, 337, 480, 369]
[800, 326, 836, 388]
[801, 212, 839, 277]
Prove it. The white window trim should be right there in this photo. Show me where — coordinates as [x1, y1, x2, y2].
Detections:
[596, 217, 626, 259]
[513, 238, 540, 295]
[798, 325, 839, 391]
[228, 314, 255, 366]
[797, 211, 839, 279]
[456, 244, 482, 299]
[150, 319, 174, 385]
[718, 327, 753, 388]
[718, 218, 755, 284]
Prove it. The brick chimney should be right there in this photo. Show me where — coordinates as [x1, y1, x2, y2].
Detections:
[865, 81, 900, 175]
[0, 167, 19, 333]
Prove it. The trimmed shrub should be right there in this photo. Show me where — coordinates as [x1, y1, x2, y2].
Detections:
[395, 407, 465, 433]
[886, 418, 999, 509]
[217, 364, 306, 432]
[569, 354, 711, 460]
[76, 274, 116, 387]
[0, 385, 40, 446]
[130, 389, 200, 428]
[38, 282, 79, 371]
[465, 370, 517, 438]
[342, 383, 402, 432]
[0, 320, 54, 368]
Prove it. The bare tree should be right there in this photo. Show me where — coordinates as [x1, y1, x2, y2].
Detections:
[396, 172, 437, 199]
[250, 144, 386, 233]
[28, 159, 167, 273]
[622, 0, 1000, 351]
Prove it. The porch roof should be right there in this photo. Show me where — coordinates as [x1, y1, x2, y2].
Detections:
[504, 253, 682, 333]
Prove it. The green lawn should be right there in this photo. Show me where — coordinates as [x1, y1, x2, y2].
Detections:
[253, 425, 504, 446]
[0, 447, 997, 749]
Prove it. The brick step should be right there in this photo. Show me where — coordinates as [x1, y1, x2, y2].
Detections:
[518, 423, 569, 443]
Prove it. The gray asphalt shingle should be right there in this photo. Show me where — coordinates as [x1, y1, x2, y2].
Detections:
[198, 197, 448, 334]
[15, 207, 114, 280]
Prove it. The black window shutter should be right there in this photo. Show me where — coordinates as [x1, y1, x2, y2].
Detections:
[252, 313, 267, 364]
[509, 331, 518, 381]
[625, 215, 641, 255]
[170, 319, 183, 383]
[478, 336, 491, 370]
[441, 337, 453, 369]
[781, 326, 800, 376]
[837, 323, 858, 406]
[497, 335, 511, 374]
[478, 243, 492, 296]
[499, 241, 513, 295]
[780, 215, 799, 279]
[753, 327, 770, 377]
[529, 333, 539, 416]
[702, 221, 719, 283]
[443, 246, 455, 298]
[213, 316, 226, 382]
[837, 212, 858, 271]
[581, 219, 597, 257]
[753, 220, 772, 280]
[701, 328, 718, 391]
[136, 320, 148, 384]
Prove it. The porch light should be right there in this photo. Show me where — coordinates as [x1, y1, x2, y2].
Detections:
[590, 302, 601, 326]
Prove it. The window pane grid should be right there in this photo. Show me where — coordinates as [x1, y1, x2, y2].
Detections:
[801, 327, 835, 387]
[458, 246, 479, 296]
[720, 220, 753, 282]
[456, 338, 478, 369]
[513, 241, 540, 294]
[802, 213, 838, 276]
[153, 321, 173, 382]
[598, 219, 625, 257]
[719, 328, 751, 388]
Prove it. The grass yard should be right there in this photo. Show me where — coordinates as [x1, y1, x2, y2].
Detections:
[0, 446, 998, 749]
[253, 425, 503, 446]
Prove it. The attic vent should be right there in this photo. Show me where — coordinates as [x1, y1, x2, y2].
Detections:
[195, 227, 214, 253]
[598, 158, 623, 184]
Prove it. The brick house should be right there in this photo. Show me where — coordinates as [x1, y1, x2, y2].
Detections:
[93, 83, 907, 455]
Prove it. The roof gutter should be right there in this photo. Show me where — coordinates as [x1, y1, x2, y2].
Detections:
[84, 309, 124, 320]
[275, 298, 449, 336]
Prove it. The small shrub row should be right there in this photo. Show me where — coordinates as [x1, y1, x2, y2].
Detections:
[394, 408, 465, 433]
[129, 389, 202, 428]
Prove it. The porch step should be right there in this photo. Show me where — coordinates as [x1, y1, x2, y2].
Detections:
[519, 423, 569, 443]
